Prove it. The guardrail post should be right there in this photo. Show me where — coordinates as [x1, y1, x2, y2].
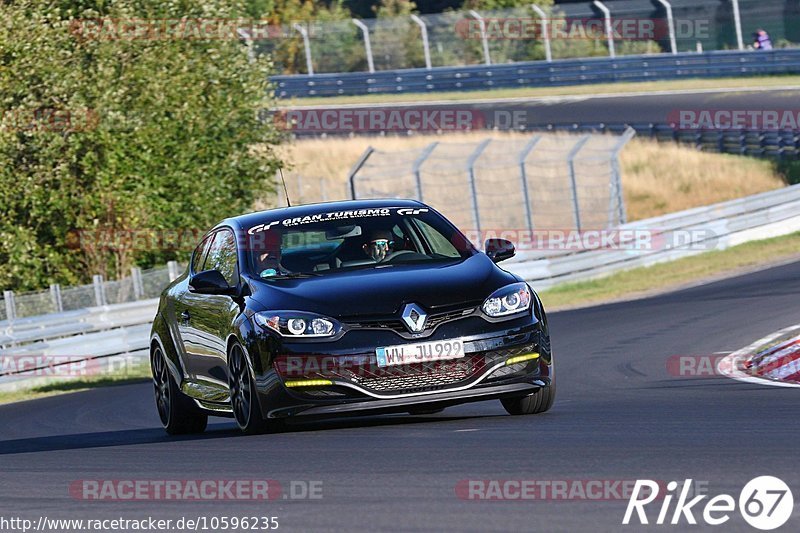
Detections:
[731, 0, 744, 51]
[292, 23, 314, 76]
[92, 274, 107, 306]
[412, 142, 439, 201]
[167, 261, 180, 282]
[410, 15, 432, 70]
[468, 10, 492, 66]
[131, 267, 144, 300]
[530, 4, 552, 63]
[593, 1, 615, 59]
[348, 146, 375, 199]
[466, 139, 492, 236]
[518, 135, 542, 233]
[3, 290, 16, 321]
[567, 135, 591, 232]
[655, 0, 677, 55]
[609, 127, 636, 226]
[50, 284, 63, 313]
[352, 19, 375, 73]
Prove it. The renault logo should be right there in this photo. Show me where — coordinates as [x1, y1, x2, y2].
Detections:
[401, 303, 427, 333]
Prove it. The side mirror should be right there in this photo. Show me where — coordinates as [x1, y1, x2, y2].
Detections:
[189, 269, 235, 295]
[485, 238, 515, 263]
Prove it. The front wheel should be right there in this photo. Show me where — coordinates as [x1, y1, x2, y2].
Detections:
[501, 379, 556, 415]
[228, 343, 276, 435]
[151, 346, 208, 435]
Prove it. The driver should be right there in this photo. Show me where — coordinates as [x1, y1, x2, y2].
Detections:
[362, 229, 394, 262]
[253, 229, 286, 278]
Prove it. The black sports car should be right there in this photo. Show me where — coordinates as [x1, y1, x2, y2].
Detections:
[150, 199, 554, 434]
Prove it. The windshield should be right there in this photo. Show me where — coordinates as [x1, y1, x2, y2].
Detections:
[246, 207, 475, 278]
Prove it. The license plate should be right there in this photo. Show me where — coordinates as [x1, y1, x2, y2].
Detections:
[375, 339, 464, 368]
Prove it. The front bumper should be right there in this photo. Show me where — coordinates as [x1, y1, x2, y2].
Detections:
[248, 316, 551, 420]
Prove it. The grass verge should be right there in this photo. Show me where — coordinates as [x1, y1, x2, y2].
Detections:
[279, 75, 800, 107]
[0, 360, 151, 405]
[540, 232, 800, 310]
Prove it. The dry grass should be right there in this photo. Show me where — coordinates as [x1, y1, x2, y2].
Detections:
[265, 132, 785, 222]
[620, 139, 783, 220]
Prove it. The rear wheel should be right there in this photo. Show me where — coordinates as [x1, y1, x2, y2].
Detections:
[151, 346, 208, 435]
[228, 343, 275, 435]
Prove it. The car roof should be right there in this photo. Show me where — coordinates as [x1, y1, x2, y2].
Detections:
[215, 198, 428, 234]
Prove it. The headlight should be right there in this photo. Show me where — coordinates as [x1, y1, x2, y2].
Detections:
[254, 311, 340, 338]
[482, 283, 532, 318]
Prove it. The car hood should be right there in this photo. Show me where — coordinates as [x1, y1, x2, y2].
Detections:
[248, 254, 519, 317]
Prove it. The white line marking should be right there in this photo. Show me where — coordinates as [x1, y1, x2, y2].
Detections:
[455, 429, 480, 432]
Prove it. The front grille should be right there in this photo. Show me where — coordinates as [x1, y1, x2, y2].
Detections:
[348, 357, 484, 393]
[277, 342, 539, 397]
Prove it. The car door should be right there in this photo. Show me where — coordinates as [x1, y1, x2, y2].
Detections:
[171, 233, 213, 373]
[183, 228, 242, 393]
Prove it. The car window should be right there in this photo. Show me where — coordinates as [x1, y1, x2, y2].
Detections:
[246, 208, 474, 276]
[191, 235, 212, 274]
[412, 219, 461, 257]
[204, 229, 239, 286]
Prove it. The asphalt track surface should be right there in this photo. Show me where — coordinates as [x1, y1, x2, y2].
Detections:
[1, 260, 799, 532]
[289, 87, 800, 130]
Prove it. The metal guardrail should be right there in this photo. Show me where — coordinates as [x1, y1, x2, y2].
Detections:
[526, 124, 800, 160]
[506, 183, 800, 289]
[272, 49, 800, 98]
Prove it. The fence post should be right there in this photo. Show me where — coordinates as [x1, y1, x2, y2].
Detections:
[731, 0, 744, 51]
[530, 5, 552, 63]
[567, 135, 591, 232]
[593, 1, 615, 59]
[466, 139, 492, 236]
[92, 274, 107, 306]
[609, 127, 636, 226]
[655, 0, 678, 55]
[131, 267, 144, 300]
[468, 10, 491, 66]
[292, 23, 314, 75]
[352, 19, 375, 73]
[412, 142, 439, 201]
[167, 261, 180, 282]
[50, 284, 63, 313]
[518, 135, 542, 233]
[410, 15, 432, 70]
[3, 290, 16, 321]
[348, 146, 375, 199]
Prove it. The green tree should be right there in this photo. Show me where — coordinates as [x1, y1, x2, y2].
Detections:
[0, 0, 283, 290]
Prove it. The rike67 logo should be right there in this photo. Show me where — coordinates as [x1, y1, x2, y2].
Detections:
[623, 477, 793, 530]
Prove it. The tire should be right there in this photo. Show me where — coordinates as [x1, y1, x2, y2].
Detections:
[151, 345, 208, 435]
[501, 380, 556, 415]
[227, 342, 275, 435]
[501, 331, 556, 416]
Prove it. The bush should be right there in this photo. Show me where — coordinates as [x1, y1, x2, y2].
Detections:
[0, 0, 283, 291]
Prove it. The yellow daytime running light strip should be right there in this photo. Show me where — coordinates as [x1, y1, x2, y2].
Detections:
[284, 379, 333, 388]
[505, 353, 540, 366]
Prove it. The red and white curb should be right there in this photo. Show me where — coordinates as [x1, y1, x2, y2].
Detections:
[718, 325, 800, 388]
